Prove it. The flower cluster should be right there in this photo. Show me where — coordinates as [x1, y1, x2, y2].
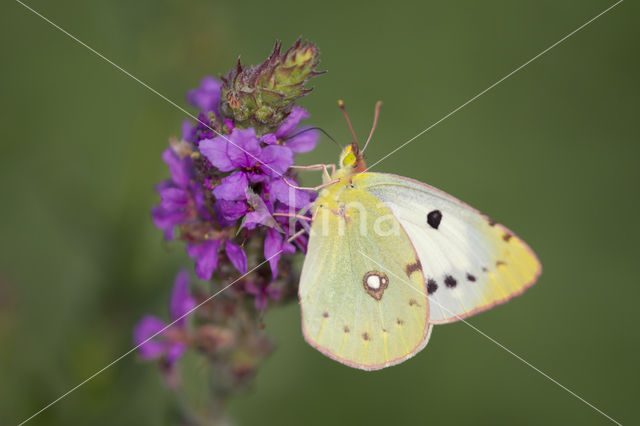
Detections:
[136, 40, 323, 385]
[150, 92, 317, 284]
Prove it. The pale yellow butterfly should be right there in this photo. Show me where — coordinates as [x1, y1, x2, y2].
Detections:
[296, 101, 541, 370]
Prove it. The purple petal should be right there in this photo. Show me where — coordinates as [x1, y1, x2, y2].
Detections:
[214, 199, 248, 224]
[285, 127, 318, 153]
[264, 229, 283, 280]
[162, 148, 193, 189]
[225, 240, 248, 274]
[276, 106, 310, 137]
[187, 76, 221, 113]
[187, 240, 221, 280]
[260, 145, 293, 177]
[160, 187, 190, 211]
[151, 205, 186, 240]
[270, 178, 312, 209]
[260, 133, 278, 145]
[199, 137, 235, 172]
[192, 185, 213, 220]
[133, 315, 167, 360]
[264, 228, 296, 280]
[226, 128, 261, 168]
[170, 270, 196, 323]
[181, 120, 195, 142]
[212, 171, 249, 201]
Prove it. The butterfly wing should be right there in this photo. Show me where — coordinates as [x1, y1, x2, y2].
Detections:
[299, 185, 431, 370]
[355, 172, 541, 324]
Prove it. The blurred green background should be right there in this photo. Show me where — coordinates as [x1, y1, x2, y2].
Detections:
[1, 0, 638, 424]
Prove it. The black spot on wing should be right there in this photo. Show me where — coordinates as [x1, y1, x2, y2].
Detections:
[444, 275, 457, 288]
[427, 279, 438, 294]
[427, 210, 442, 229]
[466, 273, 476, 282]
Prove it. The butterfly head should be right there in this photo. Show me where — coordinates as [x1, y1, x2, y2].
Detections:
[336, 100, 382, 175]
[339, 143, 367, 173]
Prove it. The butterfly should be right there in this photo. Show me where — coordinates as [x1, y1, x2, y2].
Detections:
[294, 101, 541, 371]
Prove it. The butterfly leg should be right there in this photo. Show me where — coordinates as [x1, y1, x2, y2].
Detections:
[287, 227, 308, 243]
[273, 212, 313, 222]
[289, 163, 336, 182]
[282, 176, 340, 192]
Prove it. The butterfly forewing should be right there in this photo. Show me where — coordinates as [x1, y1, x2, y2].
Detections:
[357, 172, 541, 324]
[299, 185, 431, 370]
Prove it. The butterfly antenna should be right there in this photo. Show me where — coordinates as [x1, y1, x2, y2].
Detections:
[337, 100, 359, 149]
[362, 101, 382, 153]
[284, 127, 343, 149]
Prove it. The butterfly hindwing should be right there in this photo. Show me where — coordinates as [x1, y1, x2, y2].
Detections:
[299, 184, 431, 370]
[355, 172, 541, 324]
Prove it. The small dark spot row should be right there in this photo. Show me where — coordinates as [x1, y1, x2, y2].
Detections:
[425, 271, 479, 295]
[444, 275, 457, 288]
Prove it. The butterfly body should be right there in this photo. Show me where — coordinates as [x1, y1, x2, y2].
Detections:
[298, 138, 541, 370]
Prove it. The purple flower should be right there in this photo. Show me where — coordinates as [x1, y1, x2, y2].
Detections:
[260, 106, 318, 153]
[187, 76, 222, 114]
[152, 73, 319, 297]
[134, 271, 196, 364]
[200, 128, 294, 181]
[245, 281, 281, 312]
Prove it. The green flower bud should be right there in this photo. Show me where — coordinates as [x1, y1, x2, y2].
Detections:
[220, 39, 324, 134]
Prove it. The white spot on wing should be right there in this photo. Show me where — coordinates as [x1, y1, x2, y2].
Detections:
[366, 274, 381, 289]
